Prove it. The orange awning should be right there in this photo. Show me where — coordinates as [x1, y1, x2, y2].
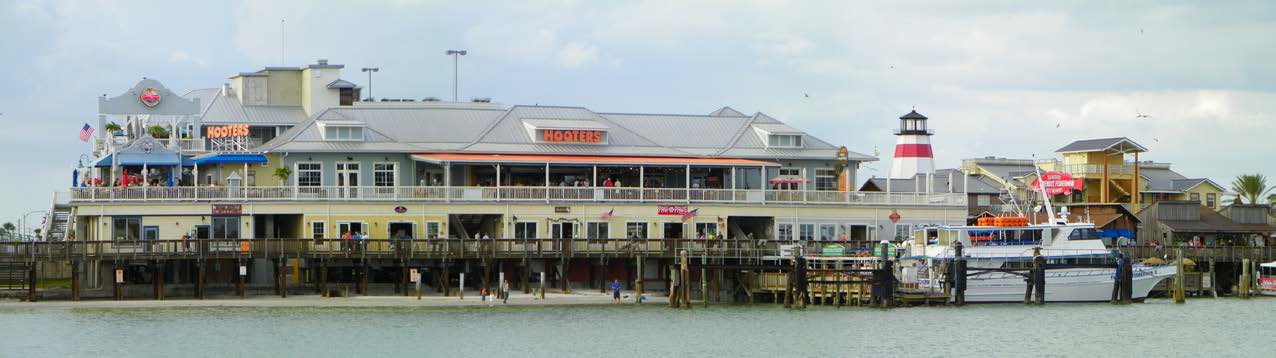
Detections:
[412, 153, 778, 167]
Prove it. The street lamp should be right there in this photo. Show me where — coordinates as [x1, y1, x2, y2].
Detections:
[361, 67, 379, 101]
[446, 50, 467, 101]
[20, 210, 46, 241]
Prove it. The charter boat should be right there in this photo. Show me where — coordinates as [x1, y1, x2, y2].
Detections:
[1260, 262, 1276, 297]
[899, 220, 1178, 302]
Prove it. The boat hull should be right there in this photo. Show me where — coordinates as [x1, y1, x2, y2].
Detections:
[923, 265, 1178, 303]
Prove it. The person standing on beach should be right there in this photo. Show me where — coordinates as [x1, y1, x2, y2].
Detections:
[611, 278, 622, 304]
[501, 279, 511, 304]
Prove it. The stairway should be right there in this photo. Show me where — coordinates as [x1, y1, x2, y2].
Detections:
[42, 191, 73, 241]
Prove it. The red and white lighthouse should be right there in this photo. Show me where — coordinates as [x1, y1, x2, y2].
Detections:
[889, 110, 935, 179]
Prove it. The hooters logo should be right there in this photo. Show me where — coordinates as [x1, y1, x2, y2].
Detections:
[139, 88, 162, 107]
[541, 129, 603, 143]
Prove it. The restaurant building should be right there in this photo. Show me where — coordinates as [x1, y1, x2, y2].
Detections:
[58, 59, 967, 288]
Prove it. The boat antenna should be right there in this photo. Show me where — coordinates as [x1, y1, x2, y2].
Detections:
[1032, 154, 1059, 225]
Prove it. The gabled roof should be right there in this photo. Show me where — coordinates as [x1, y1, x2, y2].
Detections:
[325, 79, 360, 89]
[899, 110, 927, 120]
[859, 169, 1004, 194]
[1171, 178, 1225, 192]
[708, 106, 746, 117]
[1055, 137, 1147, 153]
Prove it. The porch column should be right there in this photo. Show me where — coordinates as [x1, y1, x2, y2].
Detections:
[1132, 152, 1140, 207]
[193, 163, 200, 200]
[639, 166, 645, 202]
[496, 164, 502, 201]
[243, 162, 249, 200]
[731, 167, 737, 203]
[444, 162, 451, 203]
[544, 163, 551, 201]
[685, 164, 691, 204]
[760, 166, 767, 203]
[142, 163, 148, 187]
[1102, 154, 1109, 203]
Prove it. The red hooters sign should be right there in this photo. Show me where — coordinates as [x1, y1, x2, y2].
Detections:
[542, 129, 603, 143]
[139, 87, 161, 107]
[1031, 171, 1084, 196]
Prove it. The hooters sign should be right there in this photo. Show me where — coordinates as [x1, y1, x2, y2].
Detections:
[208, 124, 250, 138]
[542, 129, 604, 143]
[139, 87, 162, 107]
[1031, 171, 1084, 196]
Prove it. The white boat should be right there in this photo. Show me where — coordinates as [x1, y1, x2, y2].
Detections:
[1260, 262, 1276, 297]
[899, 221, 1178, 302]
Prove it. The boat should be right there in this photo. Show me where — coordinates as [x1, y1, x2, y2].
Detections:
[896, 166, 1176, 303]
[1260, 261, 1276, 297]
[898, 221, 1177, 302]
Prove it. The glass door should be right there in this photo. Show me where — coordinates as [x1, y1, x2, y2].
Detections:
[336, 162, 360, 199]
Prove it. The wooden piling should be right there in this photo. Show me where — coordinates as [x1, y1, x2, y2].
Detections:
[153, 260, 165, 300]
[635, 256, 644, 304]
[360, 262, 369, 296]
[701, 267, 709, 308]
[70, 261, 80, 302]
[278, 259, 288, 298]
[539, 271, 546, 300]
[1173, 249, 1185, 304]
[1240, 259, 1252, 299]
[196, 260, 206, 300]
[1032, 255, 1045, 305]
[113, 265, 123, 301]
[953, 242, 966, 306]
[401, 266, 410, 297]
[459, 272, 466, 300]
[669, 266, 679, 308]
[319, 260, 328, 298]
[1120, 255, 1133, 304]
[27, 263, 37, 302]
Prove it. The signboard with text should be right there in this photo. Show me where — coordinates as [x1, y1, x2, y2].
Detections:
[541, 129, 604, 143]
[212, 204, 243, 216]
[1031, 171, 1084, 196]
[657, 205, 689, 216]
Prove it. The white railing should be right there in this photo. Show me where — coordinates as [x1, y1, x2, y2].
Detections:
[1061, 164, 1133, 176]
[68, 186, 967, 206]
[157, 138, 207, 151]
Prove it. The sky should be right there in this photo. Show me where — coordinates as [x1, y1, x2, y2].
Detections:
[0, 0, 1274, 228]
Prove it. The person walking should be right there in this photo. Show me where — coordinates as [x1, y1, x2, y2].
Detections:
[611, 278, 622, 304]
[501, 279, 511, 304]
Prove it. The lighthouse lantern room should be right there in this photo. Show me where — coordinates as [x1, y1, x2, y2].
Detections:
[889, 109, 935, 179]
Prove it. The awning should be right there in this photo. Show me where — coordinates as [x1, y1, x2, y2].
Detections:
[93, 153, 183, 167]
[192, 153, 268, 165]
[411, 153, 778, 167]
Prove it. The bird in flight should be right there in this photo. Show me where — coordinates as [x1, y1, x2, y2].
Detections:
[1136, 110, 1151, 119]
[804, 93, 809, 98]
[1056, 123, 1061, 128]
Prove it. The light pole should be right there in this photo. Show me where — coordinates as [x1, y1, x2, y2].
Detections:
[21, 210, 46, 241]
[446, 50, 467, 101]
[361, 67, 379, 101]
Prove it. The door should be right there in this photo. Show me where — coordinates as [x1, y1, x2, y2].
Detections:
[336, 162, 360, 198]
[193, 225, 210, 254]
[142, 226, 159, 252]
[550, 222, 575, 252]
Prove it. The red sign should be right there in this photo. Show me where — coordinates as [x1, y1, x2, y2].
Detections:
[139, 87, 162, 107]
[542, 130, 603, 143]
[657, 205, 689, 216]
[888, 210, 901, 223]
[212, 204, 242, 216]
[1031, 171, 1084, 196]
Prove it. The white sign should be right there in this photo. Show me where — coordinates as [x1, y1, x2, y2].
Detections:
[778, 244, 798, 257]
[239, 265, 247, 276]
[410, 269, 420, 283]
[115, 269, 124, 284]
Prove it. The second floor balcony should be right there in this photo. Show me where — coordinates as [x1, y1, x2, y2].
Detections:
[1060, 164, 1134, 177]
[67, 185, 967, 207]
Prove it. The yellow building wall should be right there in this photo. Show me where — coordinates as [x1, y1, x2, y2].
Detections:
[1183, 184, 1224, 210]
[265, 70, 302, 106]
[81, 214, 253, 241]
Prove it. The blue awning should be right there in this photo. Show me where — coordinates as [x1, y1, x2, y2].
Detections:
[192, 153, 268, 165]
[94, 153, 183, 167]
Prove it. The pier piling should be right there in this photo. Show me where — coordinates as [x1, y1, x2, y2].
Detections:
[70, 261, 80, 302]
[635, 256, 644, 304]
[113, 265, 123, 301]
[153, 260, 164, 300]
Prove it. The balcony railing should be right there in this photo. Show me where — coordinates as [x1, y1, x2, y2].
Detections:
[1060, 164, 1134, 176]
[68, 186, 967, 206]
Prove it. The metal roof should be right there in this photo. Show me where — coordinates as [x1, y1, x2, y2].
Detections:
[522, 118, 610, 130]
[1055, 137, 1148, 153]
[861, 169, 1004, 194]
[752, 123, 804, 134]
[708, 106, 746, 117]
[899, 110, 928, 120]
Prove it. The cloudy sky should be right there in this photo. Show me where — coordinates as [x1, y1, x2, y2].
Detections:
[1, 0, 1273, 227]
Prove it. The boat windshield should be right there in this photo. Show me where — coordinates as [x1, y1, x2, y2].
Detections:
[966, 228, 1044, 247]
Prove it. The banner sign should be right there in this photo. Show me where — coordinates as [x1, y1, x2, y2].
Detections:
[657, 205, 689, 216]
[212, 204, 243, 216]
[1031, 171, 1084, 196]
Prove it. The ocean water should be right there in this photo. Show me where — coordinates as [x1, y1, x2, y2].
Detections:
[0, 299, 1272, 357]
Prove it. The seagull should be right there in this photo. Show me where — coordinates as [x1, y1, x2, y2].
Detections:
[804, 93, 809, 98]
[1153, 138, 1159, 142]
[1135, 110, 1151, 119]
[890, 65, 895, 69]
[1056, 123, 1061, 128]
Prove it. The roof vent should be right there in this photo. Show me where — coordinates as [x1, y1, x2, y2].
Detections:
[472, 97, 492, 103]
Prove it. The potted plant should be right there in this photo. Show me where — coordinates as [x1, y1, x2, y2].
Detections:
[273, 167, 292, 184]
[104, 122, 123, 136]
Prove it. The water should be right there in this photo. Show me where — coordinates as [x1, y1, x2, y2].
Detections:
[1, 299, 1273, 357]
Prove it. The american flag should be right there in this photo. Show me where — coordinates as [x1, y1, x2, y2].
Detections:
[600, 208, 614, 220]
[680, 208, 699, 222]
[78, 123, 94, 142]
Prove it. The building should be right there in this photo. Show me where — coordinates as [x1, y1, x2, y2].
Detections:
[1136, 201, 1273, 246]
[888, 110, 935, 179]
[56, 59, 968, 290]
[859, 169, 1006, 226]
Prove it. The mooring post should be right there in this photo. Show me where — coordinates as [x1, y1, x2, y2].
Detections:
[1120, 255, 1133, 304]
[635, 256, 644, 304]
[360, 261, 369, 296]
[1240, 259, 1252, 299]
[27, 263, 38, 302]
[459, 272, 466, 300]
[154, 260, 165, 300]
[196, 260, 206, 300]
[669, 266, 680, 308]
[1032, 249, 1045, 305]
[416, 267, 423, 300]
[539, 271, 546, 300]
[279, 259, 288, 298]
[70, 261, 80, 302]
[1173, 249, 1185, 304]
[319, 260, 328, 298]
[953, 241, 966, 306]
[679, 250, 691, 309]
[1208, 258, 1218, 298]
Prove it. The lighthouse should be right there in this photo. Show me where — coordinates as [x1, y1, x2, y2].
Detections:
[889, 109, 935, 179]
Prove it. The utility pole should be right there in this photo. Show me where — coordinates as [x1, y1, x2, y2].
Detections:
[361, 67, 379, 101]
[446, 50, 467, 101]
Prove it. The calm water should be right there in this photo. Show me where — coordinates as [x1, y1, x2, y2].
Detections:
[1, 299, 1273, 357]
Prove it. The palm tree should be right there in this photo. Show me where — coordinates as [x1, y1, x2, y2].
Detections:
[1269, 193, 1276, 205]
[1230, 174, 1272, 205]
[0, 222, 14, 241]
[104, 122, 122, 134]
[146, 124, 170, 139]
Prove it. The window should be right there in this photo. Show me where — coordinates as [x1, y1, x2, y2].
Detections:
[587, 222, 610, 239]
[819, 224, 836, 241]
[768, 134, 803, 148]
[1206, 193, 1217, 208]
[297, 162, 322, 187]
[514, 222, 537, 239]
[770, 222, 791, 239]
[310, 221, 325, 239]
[799, 224, 815, 241]
[373, 163, 397, 187]
[112, 217, 141, 241]
[814, 168, 837, 191]
[425, 222, 442, 239]
[1190, 193, 1200, 202]
[977, 195, 991, 206]
[694, 222, 718, 238]
[775, 168, 803, 191]
[212, 217, 240, 239]
[894, 224, 912, 240]
[625, 222, 647, 239]
[323, 126, 364, 141]
[1068, 228, 1099, 240]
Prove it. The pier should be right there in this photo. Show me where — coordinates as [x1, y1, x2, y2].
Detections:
[3, 238, 1272, 304]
